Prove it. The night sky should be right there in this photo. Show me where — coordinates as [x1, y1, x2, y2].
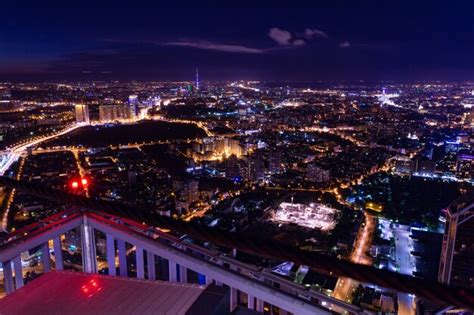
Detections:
[1, 1, 473, 82]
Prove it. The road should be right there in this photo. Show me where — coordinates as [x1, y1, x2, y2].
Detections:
[0, 124, 82, 176]
[0, 157, 25, 233]
[182, 205, 212, 222]
[333, 213, 375, 305]
[394, 227, 416, 315]
[0, 124, 82, 232]
[71, 149, 89, 197]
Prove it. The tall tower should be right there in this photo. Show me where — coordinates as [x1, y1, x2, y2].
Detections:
[195, 68, 199, 91]
[438, 194, 474, 288]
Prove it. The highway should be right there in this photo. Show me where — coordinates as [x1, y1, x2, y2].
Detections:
[0, 124, 82, 176]
[0, 124, 83, 232]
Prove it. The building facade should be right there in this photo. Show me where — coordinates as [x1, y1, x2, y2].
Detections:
[438, 195, 474, 288]
[74, 104, 90, 124]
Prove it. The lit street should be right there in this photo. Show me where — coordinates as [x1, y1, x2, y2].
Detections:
[333, 213, 375, 304]
[394, 227, 416, 315]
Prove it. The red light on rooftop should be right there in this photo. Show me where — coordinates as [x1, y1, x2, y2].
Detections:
[81, 178, 88, 186]
[81, 279, 101, 298]
[71, 181, 79, 189]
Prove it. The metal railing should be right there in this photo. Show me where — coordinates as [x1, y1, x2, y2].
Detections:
[0, 176, 473, 311]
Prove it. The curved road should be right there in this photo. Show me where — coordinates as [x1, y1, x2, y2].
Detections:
[0, 124, 82, 176]
[333, 213, 375, 305]
[0, 124, 82, 232]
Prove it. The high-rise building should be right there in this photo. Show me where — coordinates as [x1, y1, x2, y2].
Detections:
[172, 179, 199, 214]
[224, 155, 247, 181]
[99, 105, 116, 122]
[268, 150, 283, 174]
[99, 104, 132, 122]
[438, 194, 474, 288]
[456, 152, 474, 179]
[74, 104, 90, 124]
[247, 151, 264, 181]
[128, 95, 139, 118]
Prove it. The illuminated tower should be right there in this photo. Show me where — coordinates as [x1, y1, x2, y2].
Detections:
[195, 67, 199, 91]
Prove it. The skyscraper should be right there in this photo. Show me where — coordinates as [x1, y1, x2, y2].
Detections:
[128, 95, 139, 118]
[195, 67, 199, 91]
[74, 104, 90, 124]
[438, 193, 474, 288]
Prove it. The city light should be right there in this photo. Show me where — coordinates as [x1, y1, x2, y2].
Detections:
[0, 6, 473, 314]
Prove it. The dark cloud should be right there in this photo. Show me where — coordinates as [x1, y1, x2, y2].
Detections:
[163, 41, 265, 54]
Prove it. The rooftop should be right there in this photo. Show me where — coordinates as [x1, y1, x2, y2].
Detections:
[0, 271, 207, 315]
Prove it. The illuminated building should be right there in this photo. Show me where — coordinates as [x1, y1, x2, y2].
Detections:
[74, 104, 90, 124]
[192, 137, 244, 161]
[99, 104, 132, 122]
[445, 140, 460, 153]
[438, 194, 474, 288]
[128, 95, 139, 118]
[456, 153, 473, 179]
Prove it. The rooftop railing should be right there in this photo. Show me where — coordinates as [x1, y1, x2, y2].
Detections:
[0, 176, 473, 313]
